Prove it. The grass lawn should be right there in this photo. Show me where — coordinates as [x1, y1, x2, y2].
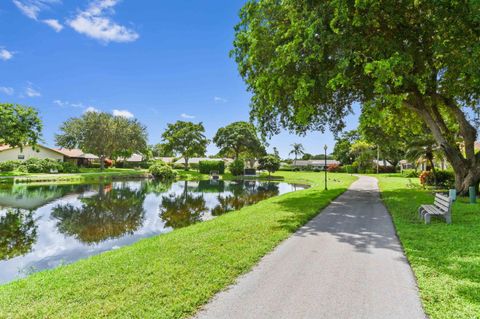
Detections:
[0, 168, 148, 184]
[0, 172, 356, 319]
[375, 175, 480, 319]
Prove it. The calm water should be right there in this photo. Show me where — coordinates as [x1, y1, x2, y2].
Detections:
[0, 179, 307, 284]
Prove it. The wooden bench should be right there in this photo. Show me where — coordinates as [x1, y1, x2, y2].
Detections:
[418, 193, 453, 224]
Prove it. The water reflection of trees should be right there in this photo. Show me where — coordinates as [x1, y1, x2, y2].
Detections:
[211, 182, 280, 216]
[0, 209, 38, 260]
[159, 181, 207, 229]
[51, 184, 146, 244]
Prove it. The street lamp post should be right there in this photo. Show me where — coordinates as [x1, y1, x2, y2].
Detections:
[324, 145, 328, 190]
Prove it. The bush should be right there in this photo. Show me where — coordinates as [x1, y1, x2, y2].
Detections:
[0, 160, 21, 172]
[24, 158, 44, 173]
[279, 164, 293, 171]
[229, 159, 245, 176]
[420, 170, 455, 188]
[378, 166, 397, 173]
[189, 163, 199, 171]
[327, 163, 341, 172]
[199, 160, 225, 174]
[41, 159, 63, 173]
[402, 169, 419, 178]
[62, 161, 80, 173]
[344, 164, 358, 174]
[149, 161, 177, 180]
[116, 161, 149, 169]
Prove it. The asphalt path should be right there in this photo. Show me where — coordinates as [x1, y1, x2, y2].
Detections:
[194, 176, 426, 319]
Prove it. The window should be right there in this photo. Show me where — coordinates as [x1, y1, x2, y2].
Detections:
[18, 155, 25, 160]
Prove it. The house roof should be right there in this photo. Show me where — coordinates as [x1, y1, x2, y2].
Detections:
[118, 153, 144, 162]
[293, 160, 340, 166]
[0, 144, 66, 156]
[55, 148, 99, 159]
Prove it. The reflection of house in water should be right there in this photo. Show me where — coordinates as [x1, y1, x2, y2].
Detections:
[0, 184, 89, 210]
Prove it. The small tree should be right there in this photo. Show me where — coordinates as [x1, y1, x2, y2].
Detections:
[161, 121, 209, 170]
[0, 104, 42, 149]
[213, 121, 263, 160]
[289, 143, 304, 165]
[258, 155, 280, 177]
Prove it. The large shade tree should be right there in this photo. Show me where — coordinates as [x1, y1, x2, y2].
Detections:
[55, 111, 148, 169]
[232, 0, 480, 194]
[0, 104, 42, 149]
[213, 121, 264, 159]
[161, 121, 209, 169]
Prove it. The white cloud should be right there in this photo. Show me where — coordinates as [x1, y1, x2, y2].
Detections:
[54, 100, 85, 108]
[113, 109, 134, 118]
[180, 113, 195, 119]
[68, 0, 139, 43]
[0, 87, 14, 95]
[214, 96, 227, 103]
[43, 19, 63, 32]
[0, 48, 14, 61]
[25, 86, 41, 97]
[12, 0, 60, 20]
[84, 106, 99, 113]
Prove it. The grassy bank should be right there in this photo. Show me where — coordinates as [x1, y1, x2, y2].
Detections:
[0, 172, 356, 318]
[375, 175, 480, 319]
[0, 168, 148, 184]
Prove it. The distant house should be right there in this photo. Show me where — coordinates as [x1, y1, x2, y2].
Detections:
[117, 153, 144, 163]
[292, 159, 340, 170]
[154, 157, 175, 164]
[0, 144, 64, 162]
[56, 148, 99, 166]
[174, 157, 233, 166]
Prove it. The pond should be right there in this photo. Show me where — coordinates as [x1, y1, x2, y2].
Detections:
[0, 179, 307, 284]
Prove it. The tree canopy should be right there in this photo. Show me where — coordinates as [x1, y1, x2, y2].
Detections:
[55, 111, 147, 169]
[0, 104, 42, 149]
[213, 121, 264, 159]
[161, 121, 209, 169]
[233, 0, 480, 193]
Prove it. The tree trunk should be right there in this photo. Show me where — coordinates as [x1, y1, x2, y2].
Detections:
[100, 156, 105, 170]
[408, 96, 480, 195]
[184, 158, 189, 170]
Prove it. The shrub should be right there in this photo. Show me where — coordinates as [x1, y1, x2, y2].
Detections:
[189, 163, 199, 171]
[149, 161, 177, 180]
[24, 158, 44, 173]
[41, 159, 63, 173]
[402, 169, 419, 178]
[258, 155, 280, 176]
[420, 170, 455, 188]
[0, 160, 21, 172]
[229, 159, 245, 176]
[62, 161, 80, 173]
[199, 160, 225, 174]
[279, 164, 293, 171]
[344, 164, 358, 174]
[327, 163, 341, 172]
[378, 166, 397, 173]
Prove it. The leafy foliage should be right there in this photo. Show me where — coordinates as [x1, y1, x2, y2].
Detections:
[213, 121, 264, 159]
[232, 0, 480, 192]
[161, 121, 209, 169]
[258, 155, 280, 176]
[229, 159, 245, 176]
[0, 104, 42, 149]
[56, 111, 147, 169]
[198, 160, 225, 174]
[149, 161, 177, 180]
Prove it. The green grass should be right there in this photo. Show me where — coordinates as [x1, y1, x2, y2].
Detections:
[0, 168, 148, 185]
[375, 175, 480, 319]
[0, 172, 356, 318]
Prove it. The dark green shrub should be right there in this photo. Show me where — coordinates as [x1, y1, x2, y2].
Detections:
[199, 160, 225, 174]
[344, 164, 358, 173]
[229, 159, 245, 176]
[149, 161, 177, 180]
[0, 160, 21, 172]
[189, 163, 200, 171]
[62, 161, 80, 173]
[41, 159, 63, 173]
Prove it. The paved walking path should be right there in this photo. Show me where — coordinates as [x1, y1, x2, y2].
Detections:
[194, 176, 425, 319]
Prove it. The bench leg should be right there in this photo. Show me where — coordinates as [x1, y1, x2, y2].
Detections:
[445, 214, 452, 224]
[418, 207, 424, 219]
[424, 213, 431, 224]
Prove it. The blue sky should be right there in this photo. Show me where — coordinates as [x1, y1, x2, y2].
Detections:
[0, 0, 359, 158]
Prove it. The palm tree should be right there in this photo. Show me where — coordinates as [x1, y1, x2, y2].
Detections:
[289, 143, 305, 166]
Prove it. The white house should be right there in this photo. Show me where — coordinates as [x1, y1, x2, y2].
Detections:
[292, 159, 340, 170]
[0, 145, 64, 162]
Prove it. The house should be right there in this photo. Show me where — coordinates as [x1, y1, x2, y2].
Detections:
[174, 157, 233, 166]
[292, 159, 340, 170]
[0, 144, 64, 162]
[56, 148, 99, 166]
